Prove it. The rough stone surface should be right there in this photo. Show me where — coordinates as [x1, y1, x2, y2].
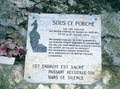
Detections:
[0, 0, 120, 89]
[36, 84, 49, 89]
[65, 84, 76, 89]
[51, 84, 62, 89]
[68, 0, 77, 6]
[102, 71, 111, 85]
[94, 84, 103, 89]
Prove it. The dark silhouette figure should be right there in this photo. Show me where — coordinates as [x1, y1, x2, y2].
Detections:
[29, 20, 47, 52]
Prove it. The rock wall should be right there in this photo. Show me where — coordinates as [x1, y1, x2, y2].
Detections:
[0, 0, 120, 89]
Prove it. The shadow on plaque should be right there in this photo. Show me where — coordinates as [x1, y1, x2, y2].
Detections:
[29, 20, 47, 52]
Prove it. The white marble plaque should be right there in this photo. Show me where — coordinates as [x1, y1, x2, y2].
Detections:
[24, 13, 101, 84]
[0, 56, 15, 65]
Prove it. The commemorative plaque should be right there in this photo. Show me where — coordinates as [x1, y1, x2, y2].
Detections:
[24, 13, 101, 84]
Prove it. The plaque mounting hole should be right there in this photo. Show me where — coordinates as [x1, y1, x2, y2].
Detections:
[89, 13, 92, 16]
[33, 16, 35, 19]
[28, 76, 31, 79]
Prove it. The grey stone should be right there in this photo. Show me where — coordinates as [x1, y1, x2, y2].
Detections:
[16, 80, 34, 89]
[35, 3, 44, 9]
[9, 0, 35, 8]
[0, 19, 15, 26]
[104, 39, 120, 66]
[102, 12, 120, 38]
[68, 0, 77, 6]
[112, 40, 120, 65]
[106, 71, 120, 89]
[0, 65, 15, 89]
[19, 27, 27, 38]
[11, 64, 23, 84]
[52, 6, 64, 13]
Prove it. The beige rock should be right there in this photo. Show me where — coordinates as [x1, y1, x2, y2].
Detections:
[76, 87, 81, 89]
[117, 71, 120, 79]
[84, 86, 89, 89]
[65, 84, 76, 89]
[94, 84, 103, 89]
[11, 66, 23, 84]
[36, 84, 49, 89]
[102, 71, 111, 84]
[8, 76, 16, 86]
[51, 84, 62, 89]
[68, 0, 77, 6]
[22, 84, 32, 89]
